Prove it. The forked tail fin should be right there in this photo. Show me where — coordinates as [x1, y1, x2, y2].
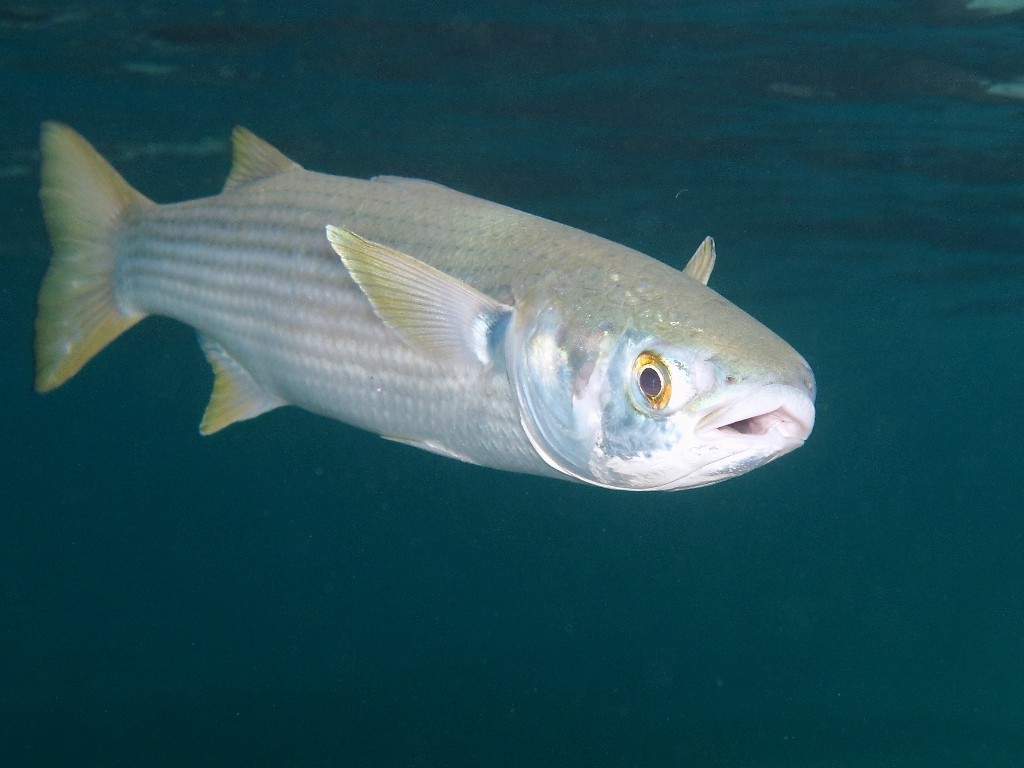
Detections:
[35, 122, 152, 392]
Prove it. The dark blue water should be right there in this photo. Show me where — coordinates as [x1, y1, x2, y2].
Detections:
[4, 2, 1023, 766]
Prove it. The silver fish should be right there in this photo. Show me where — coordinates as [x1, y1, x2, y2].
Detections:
[35, 123, 815, 491]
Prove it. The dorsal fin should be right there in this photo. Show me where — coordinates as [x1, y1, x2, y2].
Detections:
[198, 337, 285, 435]
[683, 236, 716, 285]
[223, 127, 300, 191]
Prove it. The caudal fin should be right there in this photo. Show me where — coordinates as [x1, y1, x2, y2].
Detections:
[35, 123, 152, 392]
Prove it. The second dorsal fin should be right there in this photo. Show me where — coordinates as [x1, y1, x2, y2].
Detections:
[223, 127, 301, 191]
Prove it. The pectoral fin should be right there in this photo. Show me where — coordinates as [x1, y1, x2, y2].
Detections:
[683, 236, 716, 285]
[199, 338, 285, 435]
[326, 226, 512, 367]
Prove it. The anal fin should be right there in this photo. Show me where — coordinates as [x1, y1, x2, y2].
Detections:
[381, 435, 481, 466]
[199, 337, 284, 435]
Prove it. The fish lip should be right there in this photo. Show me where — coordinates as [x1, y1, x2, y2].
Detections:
[696, 385, 815, 443]
[644, 388, 814, 491]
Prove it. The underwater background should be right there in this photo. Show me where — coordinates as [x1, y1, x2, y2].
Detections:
[3, 1, 1023, 766]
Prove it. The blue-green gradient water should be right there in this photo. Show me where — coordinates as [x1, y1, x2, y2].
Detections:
[3, 2, 1022, 766]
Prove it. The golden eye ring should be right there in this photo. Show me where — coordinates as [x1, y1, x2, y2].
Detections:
[633, 351, 671, 410]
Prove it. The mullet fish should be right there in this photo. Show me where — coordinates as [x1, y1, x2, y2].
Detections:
[35, 123, 815, 491]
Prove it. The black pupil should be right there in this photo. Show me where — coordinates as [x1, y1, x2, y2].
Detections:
[639, 366, 663, 398]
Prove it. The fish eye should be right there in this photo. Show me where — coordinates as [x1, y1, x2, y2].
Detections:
[633, 351, 671, 410]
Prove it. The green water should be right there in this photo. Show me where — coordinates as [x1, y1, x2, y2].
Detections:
[3, 2, 1022, 766]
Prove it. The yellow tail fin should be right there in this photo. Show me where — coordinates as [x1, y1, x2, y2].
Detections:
[35, 123, 153, 392]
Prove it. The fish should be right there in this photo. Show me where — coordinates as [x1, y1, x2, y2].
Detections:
[35, 122, 815, 491]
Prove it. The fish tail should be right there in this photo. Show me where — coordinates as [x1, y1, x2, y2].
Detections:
[35, 122, 153, 392]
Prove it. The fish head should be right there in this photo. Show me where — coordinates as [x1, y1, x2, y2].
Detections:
[508, 261, 815, 491]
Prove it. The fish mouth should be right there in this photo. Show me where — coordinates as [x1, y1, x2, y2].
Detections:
[697, 386, 815, 444]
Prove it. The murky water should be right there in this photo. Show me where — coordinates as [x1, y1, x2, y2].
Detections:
[3, 2, 1022, 765]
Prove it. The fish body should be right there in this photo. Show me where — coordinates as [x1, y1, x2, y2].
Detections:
[36, 124, 815, 491]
